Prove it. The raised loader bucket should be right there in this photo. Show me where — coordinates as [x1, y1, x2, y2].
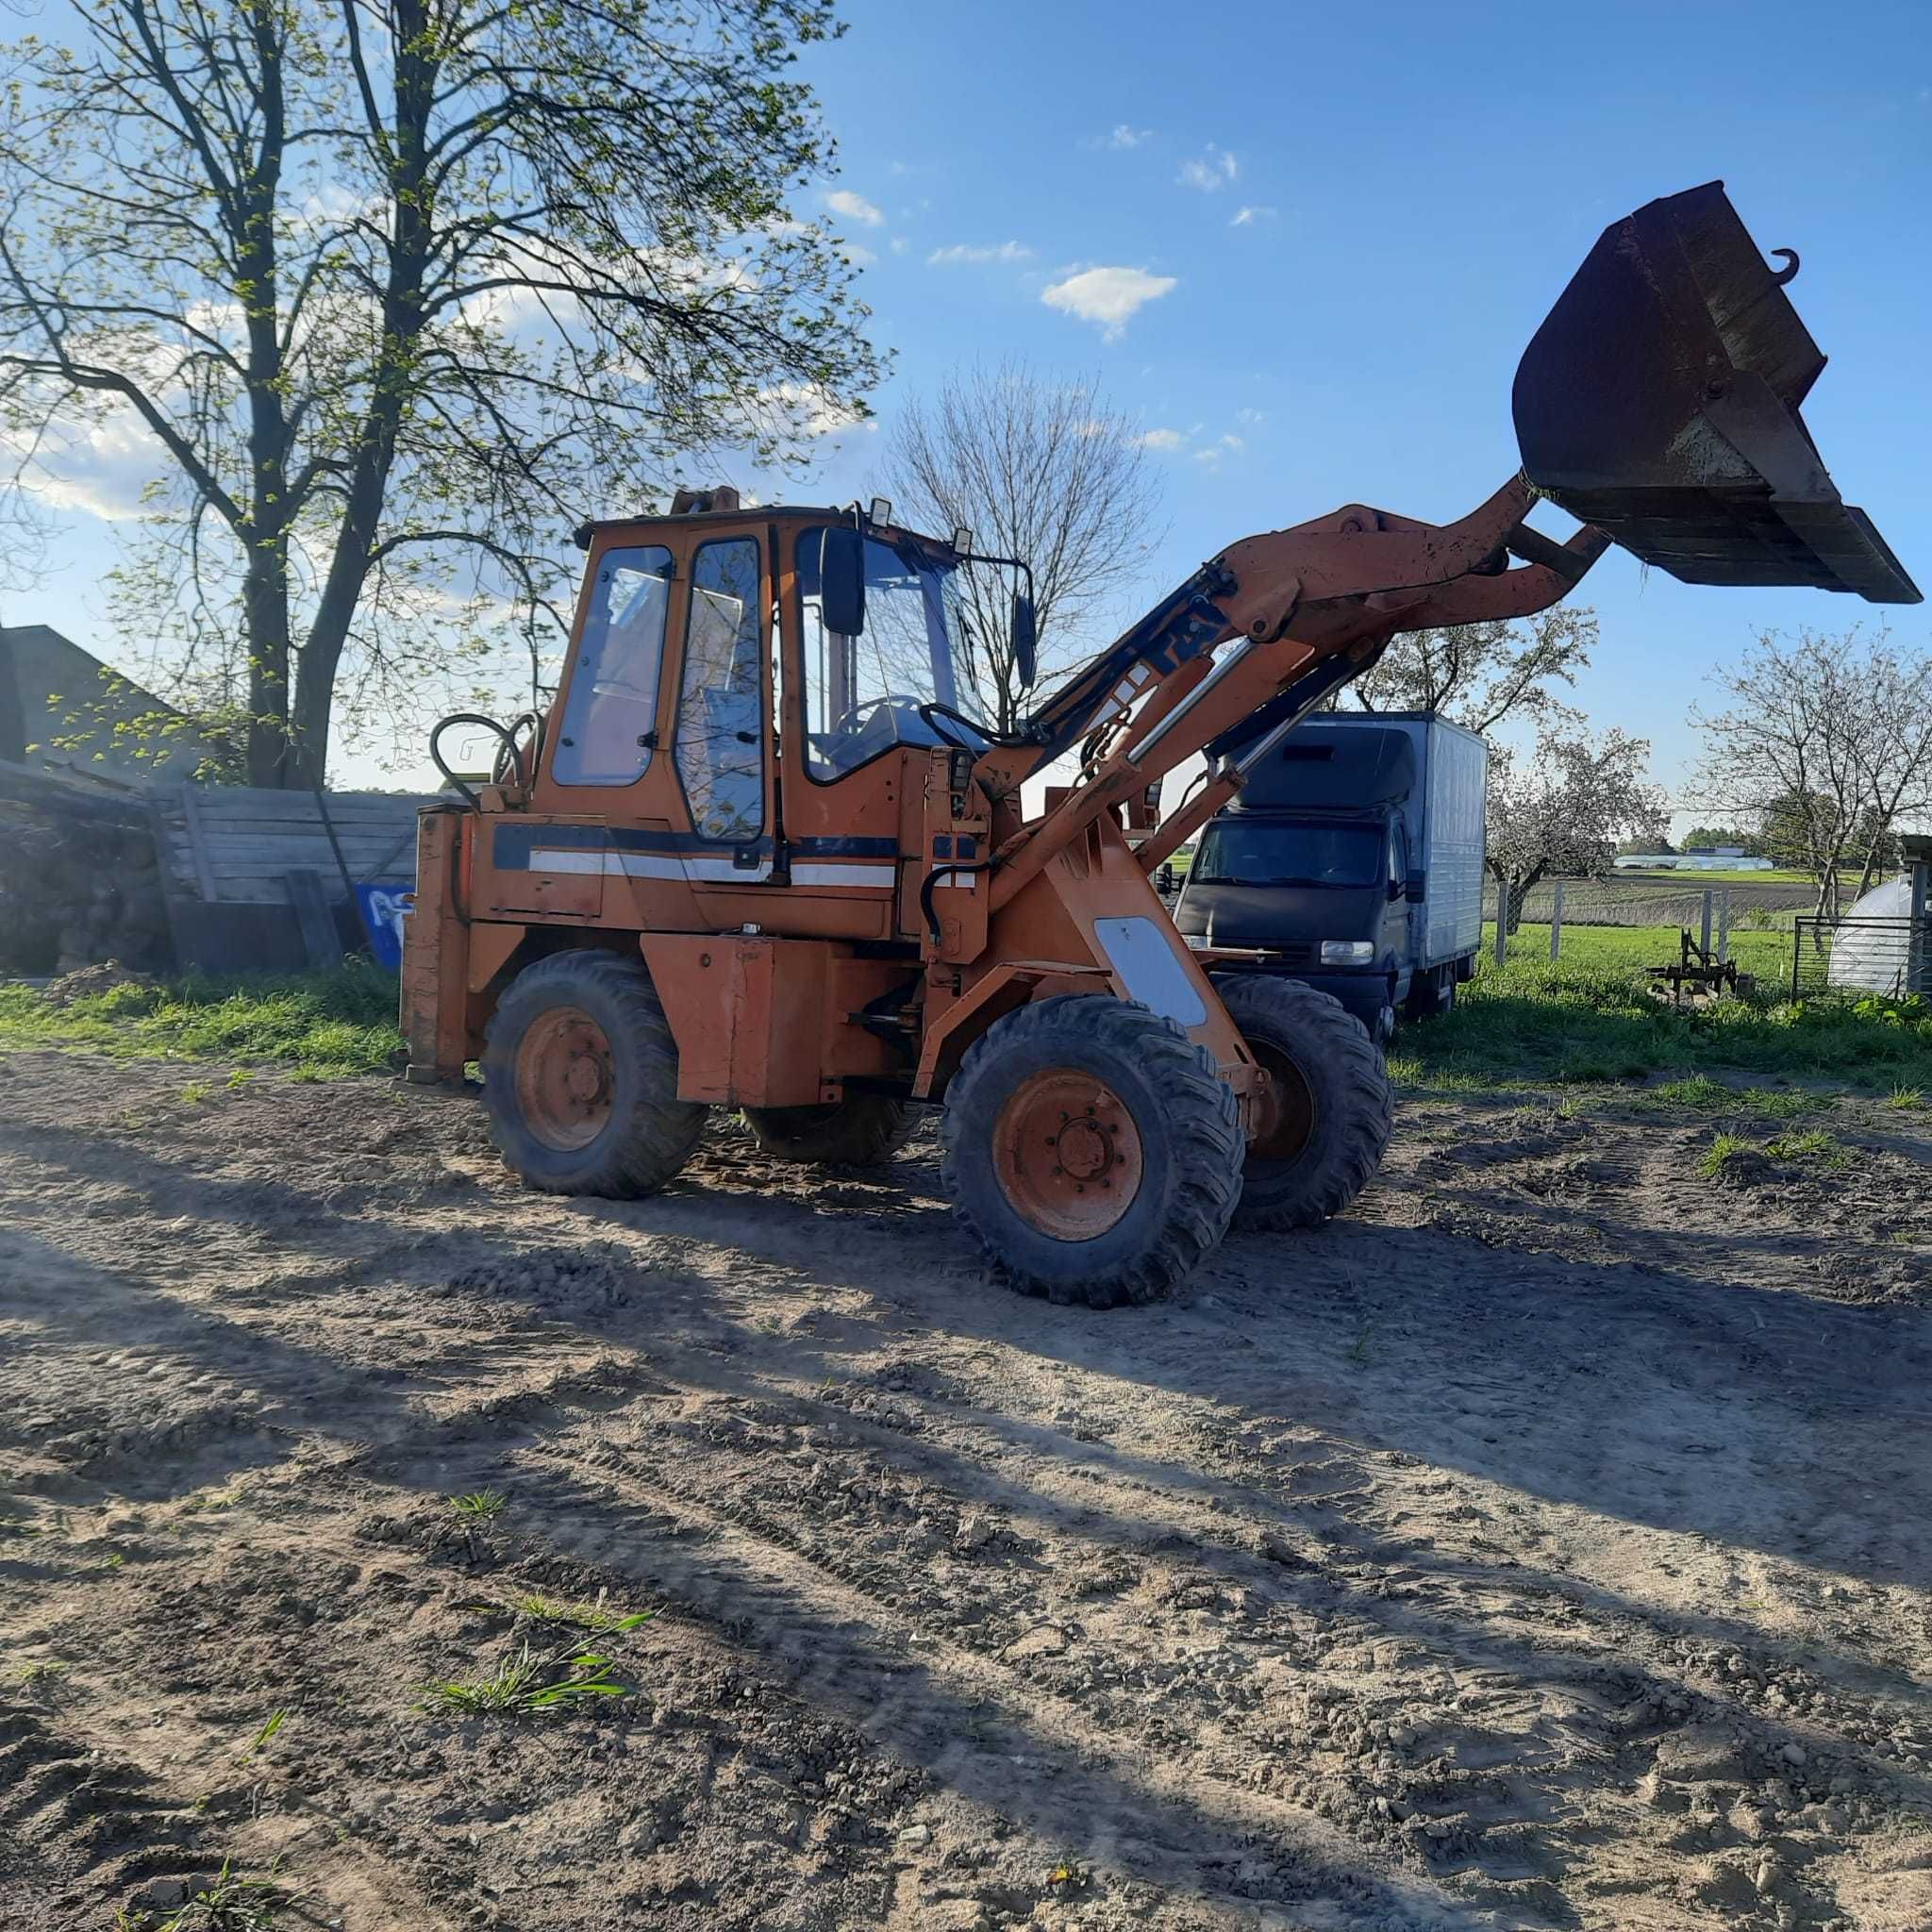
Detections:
[1514, 181, 1920, 604]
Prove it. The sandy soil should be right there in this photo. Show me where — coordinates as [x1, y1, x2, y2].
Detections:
[1, 1049, 1929, 1932]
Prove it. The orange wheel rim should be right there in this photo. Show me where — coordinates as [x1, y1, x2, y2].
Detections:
[514, 1006, 614, 1151]
[1247, 1042, 1316, 1163]
[993, 1069, 1143, 1241]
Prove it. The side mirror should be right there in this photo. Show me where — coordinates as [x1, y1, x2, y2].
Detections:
[1011, 592, 1038, 690]
[1404, 871, 1426, 904]
[820, 525, 866, 636]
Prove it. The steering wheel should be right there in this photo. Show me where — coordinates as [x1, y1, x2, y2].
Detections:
[830, 692, 925, 737]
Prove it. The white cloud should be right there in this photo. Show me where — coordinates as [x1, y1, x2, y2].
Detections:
[1041, 266, 1176, 341]
[1095, 124, 1153, 149]
[1192, 431, 1246, 468]
[1237, 407, 1267, 426]
[755, 381, 874, 440]
[4, 409, 162, 522]
[1177, 146, 1239, 192]
[890, 236, 908, 255]
[842, 242, 877, 266]
[1134, 427, 1185, 452]
[825, 189, 885, 227]
[927, 241, 1034, 266]
[1229, 204, 1278, 226]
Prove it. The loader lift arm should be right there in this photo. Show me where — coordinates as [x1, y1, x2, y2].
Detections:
[975, 474, 1612, 908]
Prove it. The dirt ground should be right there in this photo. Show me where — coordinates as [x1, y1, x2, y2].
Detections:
[2, 1051, 1929, 1932]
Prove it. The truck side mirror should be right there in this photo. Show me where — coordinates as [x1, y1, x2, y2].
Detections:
[1404, 871, 1426, 904]
[1011, 592, 1038, 690]
[820, 525, 866, 636]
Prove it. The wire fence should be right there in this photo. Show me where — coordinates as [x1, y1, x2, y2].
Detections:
[1491, 881, 1744, 960]
[1790, 916, 1932, 1000]
[1487, 880, 1931, 999]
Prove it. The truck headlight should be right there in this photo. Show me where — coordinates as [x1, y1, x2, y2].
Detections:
[1320, 940, 1375, 966]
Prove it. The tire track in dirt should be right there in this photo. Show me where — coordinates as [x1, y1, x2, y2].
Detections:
[4, 1052, 1930, 1930]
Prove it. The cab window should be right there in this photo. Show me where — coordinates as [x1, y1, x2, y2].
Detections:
[675, 537, 765, 841]
[553, 546, 672, 787]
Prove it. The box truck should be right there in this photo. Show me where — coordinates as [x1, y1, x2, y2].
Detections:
[1171, 712, 1488, 1039]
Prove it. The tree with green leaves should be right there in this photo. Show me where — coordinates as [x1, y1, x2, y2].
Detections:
[0, 0, 883, 787]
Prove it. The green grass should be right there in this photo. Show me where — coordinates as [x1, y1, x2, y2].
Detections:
[119, 1857, 292, 1931]
[418, 1638, 632, 1716]
[0, 962, 400, 1078]
[1637, 1076, 1828, 1119]
[1391, 953, 1932, 1095]
[509, 1592, 657, 1635]
[1484, 920, 1790, 978]
[446, 1490, 506, 1521]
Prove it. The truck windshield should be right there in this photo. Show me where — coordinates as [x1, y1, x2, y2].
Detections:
[1191, 820, 1383, 888]
[798, 526, 992, 779]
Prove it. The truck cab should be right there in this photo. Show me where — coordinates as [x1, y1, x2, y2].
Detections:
[1172, 713, 1487, 1038]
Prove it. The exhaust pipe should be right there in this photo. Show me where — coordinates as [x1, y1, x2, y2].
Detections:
[1514, 182, 1919, 605]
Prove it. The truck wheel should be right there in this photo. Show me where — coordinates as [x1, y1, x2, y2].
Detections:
[482, 949, 707, 1196]
[941, 994, 1244, 1308]
[1403, 970, 1455, 1023]
[1214, 974, 1392, 1232]
[741, 1095, 919, 1164]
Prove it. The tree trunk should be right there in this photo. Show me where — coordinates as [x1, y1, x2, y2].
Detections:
[284, 0, 437, 791]
[242, 549, 294, 787]
[240, 3, 293, 788]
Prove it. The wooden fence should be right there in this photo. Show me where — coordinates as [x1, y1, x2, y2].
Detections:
[155, 782, 431, 908]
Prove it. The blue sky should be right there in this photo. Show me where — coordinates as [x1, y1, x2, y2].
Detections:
[11, 0, 1930, 817]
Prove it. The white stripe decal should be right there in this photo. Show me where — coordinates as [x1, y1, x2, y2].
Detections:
[526, 848, 895, 890]
[791, 862, 895, 888]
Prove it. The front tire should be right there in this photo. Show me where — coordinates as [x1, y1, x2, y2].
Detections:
[741, 1094, 919, 1164]
[1215, 974, 1393, 1232]
[482, 949, 707, 1196]
[941, 995, 1244, 1308]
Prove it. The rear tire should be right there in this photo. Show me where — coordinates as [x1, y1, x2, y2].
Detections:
[941, 994, 1243, 1308]
[1215, 974, 1393, 1232]
[741, 1094, 919, 1164]
[1403, 968, 1456, 1023]
[482, 949, 707, 1196]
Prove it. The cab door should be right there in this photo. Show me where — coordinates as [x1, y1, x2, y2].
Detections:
[666, 532, 773, 890]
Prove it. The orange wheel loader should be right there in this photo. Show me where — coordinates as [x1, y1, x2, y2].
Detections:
[401, 184, 1917, 1307]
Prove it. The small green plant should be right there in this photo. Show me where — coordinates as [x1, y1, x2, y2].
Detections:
[225, 1068, 255, 1091]
[16, 1659, 66, 1690]
[446, 1490, 506, 1521]
[1696, 1132, 1756, 1181]
[246, 1709, 286, 1757]
[179, 1079, 213, 1106]
[103, 1550, 126, 1569]
[123, 1857, 292, 1931]
[1889, 1085, 1924, 1110]
[1345, 1319, 1375, 1368]
[418, 1636, 631, 1716]
[1765, 1127, 1851, 1167]
[510, 1592, 657, 1636]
